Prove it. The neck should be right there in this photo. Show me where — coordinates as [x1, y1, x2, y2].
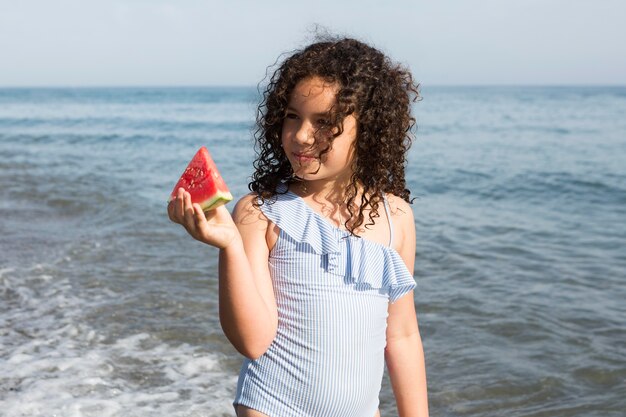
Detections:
[294, 176, 357, 200]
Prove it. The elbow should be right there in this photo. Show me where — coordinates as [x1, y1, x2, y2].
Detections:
[235, 336, 275, 360]
[240, 345, 269, 361]
[219, 308, 278, 360]
[221, 322, 277, 360]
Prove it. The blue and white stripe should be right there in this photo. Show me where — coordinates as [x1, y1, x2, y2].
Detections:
[233, 188, 416, 417]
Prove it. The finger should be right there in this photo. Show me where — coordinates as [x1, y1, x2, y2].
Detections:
[176, 187, 186, 218]
[212, 204, 234, 224]
[183, 191, 196, 231]
[171, 188, 181, 220]
[203, 206, 217, 222]
[193, 204, 211, 239]
[193, 203, 208, 223]
[168, 191, 181, 217]
[167, 199, 176, 222]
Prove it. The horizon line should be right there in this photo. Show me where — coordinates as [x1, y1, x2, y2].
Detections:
[0, 83, 625, 89]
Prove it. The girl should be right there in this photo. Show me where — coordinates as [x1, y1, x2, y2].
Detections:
[168, 37, 428, 417]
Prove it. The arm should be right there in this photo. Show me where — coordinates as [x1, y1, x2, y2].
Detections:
[219, 194, 278, 359]
[385, 197, 429, 417]
[168, 188, 278, 359]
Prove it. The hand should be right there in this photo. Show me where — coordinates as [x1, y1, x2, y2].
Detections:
[167, 187, 238, 249]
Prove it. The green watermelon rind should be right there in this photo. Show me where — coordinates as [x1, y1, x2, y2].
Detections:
[199, 191, 234, 212]
[167, 190, 234, 210]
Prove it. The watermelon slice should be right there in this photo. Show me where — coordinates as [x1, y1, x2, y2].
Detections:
[168, 146, 233, 212]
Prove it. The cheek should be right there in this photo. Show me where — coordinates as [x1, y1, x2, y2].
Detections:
[333, 133, 357, 163]
[280, 122, 295, 142]
[342, 146, 357, 166]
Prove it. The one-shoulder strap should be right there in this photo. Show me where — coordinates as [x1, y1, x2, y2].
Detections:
[258, 188, 343, 256]
[382, 195, 394, 248]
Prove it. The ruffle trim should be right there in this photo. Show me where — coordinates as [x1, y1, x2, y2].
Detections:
[259, 186, 416, 303]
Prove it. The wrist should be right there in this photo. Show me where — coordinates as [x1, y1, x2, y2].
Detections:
[217, 231, 243, 251]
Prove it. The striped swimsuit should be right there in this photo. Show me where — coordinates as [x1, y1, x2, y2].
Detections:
[233, 188, 416, 417]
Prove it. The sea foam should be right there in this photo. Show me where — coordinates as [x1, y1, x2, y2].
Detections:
[1, 266, 237, 417]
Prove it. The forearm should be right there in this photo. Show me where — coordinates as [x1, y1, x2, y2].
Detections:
[218, 236, 277, 359]
[385, 332, 429, 417]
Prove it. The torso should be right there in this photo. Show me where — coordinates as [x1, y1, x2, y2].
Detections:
[234, 186, 414, 417]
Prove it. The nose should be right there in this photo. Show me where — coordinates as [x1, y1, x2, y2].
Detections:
[294, 120, 315, 146]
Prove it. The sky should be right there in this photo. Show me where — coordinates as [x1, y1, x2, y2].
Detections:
[0, 0, 625, 87]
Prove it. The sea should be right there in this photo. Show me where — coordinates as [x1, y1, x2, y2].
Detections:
[1, 86, 624, 417]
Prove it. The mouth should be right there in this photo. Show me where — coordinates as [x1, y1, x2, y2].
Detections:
[292, 152, 318, 164]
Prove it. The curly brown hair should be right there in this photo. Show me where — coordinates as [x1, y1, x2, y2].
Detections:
[249, 36, 420, 235]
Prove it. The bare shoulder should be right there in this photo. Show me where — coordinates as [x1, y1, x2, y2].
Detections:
[385, 193, 416, 271]
[232, 193, 268, 227]
[232, 193, 279, 250]
[384, 193, 415, 228]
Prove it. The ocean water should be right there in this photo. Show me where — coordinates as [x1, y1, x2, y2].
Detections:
[1, 86, 624, 417]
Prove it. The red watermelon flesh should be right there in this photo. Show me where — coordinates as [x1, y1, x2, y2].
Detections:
[169, 146, 233, 212]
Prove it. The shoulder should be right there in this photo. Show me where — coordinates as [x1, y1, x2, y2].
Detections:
[384, 193, 415, 229]
[233, 193, 279, 250]
[232, 193, 268, 227]
[384, 193, 416, 271]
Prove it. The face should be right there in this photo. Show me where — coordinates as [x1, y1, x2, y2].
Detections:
[281, 76, 357, 185]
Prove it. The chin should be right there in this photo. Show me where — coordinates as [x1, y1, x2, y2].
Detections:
[290, 165, 319, 179]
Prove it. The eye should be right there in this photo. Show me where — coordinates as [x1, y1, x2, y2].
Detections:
[315, 118, 330, 128]
[285, 112, 299, 120]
